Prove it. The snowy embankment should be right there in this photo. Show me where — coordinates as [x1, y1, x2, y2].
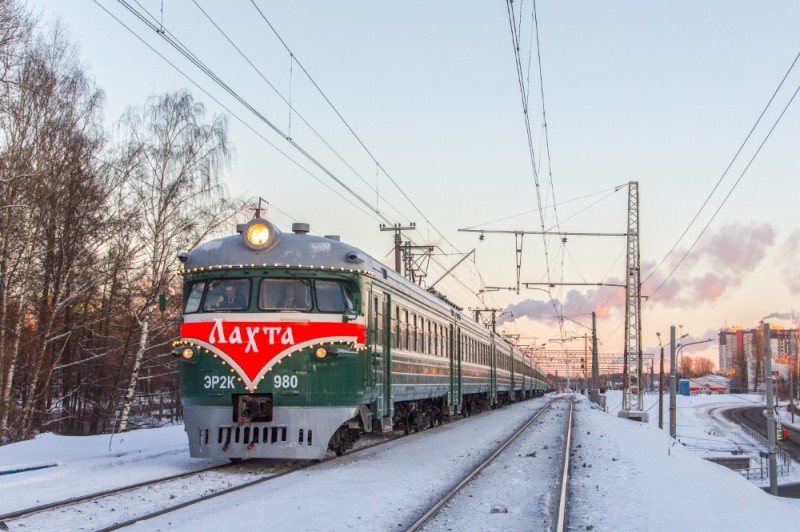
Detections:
[0, 393, 799, 531]
[572, 393, 800, 530]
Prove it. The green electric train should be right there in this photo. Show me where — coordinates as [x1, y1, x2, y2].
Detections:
[172, 216, 550, 460]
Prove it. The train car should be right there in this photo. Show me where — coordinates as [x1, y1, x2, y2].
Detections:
[172, 216, 549, 460]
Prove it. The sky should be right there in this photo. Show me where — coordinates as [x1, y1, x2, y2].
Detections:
[2, 394, 800, 529]
[28, 1, 800, 372]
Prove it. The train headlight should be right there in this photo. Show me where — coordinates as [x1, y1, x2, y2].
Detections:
[172, 346, 196, 361]
[239, 218, 280, 251]
[315, 347, 328, 360]
[246, 222, 270, 247]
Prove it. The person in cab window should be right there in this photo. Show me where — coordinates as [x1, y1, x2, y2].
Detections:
[278, 284, 301, 310]
[216, 284, 246, 309]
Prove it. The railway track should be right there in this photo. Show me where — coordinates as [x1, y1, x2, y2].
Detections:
[0, 430, 399, 531]
[406, 397, 575, 531]
[0, 460, 302, 531]
[0, 461, 232, 522]
[1, 397, 554, 530]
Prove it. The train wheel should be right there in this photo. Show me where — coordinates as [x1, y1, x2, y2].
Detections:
[414, 412, 425, 433]
[330, 426, 357, 456]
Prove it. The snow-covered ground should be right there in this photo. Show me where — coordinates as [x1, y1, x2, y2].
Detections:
[1, 393, 799, 531]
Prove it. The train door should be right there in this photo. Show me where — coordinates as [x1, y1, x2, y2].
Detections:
[448, 323, 462, 415]
[380, 294, 393, 428]
[366, 286, 377, 392]
[456, 326, 463, 412]
[510, 350, 516, 399]
[490, 339, 497, 405]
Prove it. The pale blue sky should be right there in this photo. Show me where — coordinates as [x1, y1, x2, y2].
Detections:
[32, 1, 800, 367]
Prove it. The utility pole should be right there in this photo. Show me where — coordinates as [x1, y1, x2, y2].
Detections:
[619, 181, 645, 422]
[380, 223, 415, 274]
[591, 312, 599, 403]
[658, 340, 665, 430]
[764, 322, 778, 495]
[670, 325, 677, 438]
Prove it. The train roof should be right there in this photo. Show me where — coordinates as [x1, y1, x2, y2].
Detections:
[183, 230, 373, 273]
[180, 218, 544, 375]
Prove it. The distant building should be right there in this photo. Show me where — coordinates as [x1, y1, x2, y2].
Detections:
[688, 375, 730, 394]
[718, 325, 798, 392]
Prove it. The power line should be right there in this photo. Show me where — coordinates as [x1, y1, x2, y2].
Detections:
[92, 0, 385, 225]
[246, 0, 464, 257]
[531, 0, 561, 237]
[505, 0, 553, 285]
[193, 2, 486, 301]
[243, 1, 497, 306]
[644, 47, 800, 290]
[649, 77, 800, 298]
[98, 1, 489, 308]
[190, 0, 413, 228]
[117, 0, 397, 227]
[462, 184, 625, 230]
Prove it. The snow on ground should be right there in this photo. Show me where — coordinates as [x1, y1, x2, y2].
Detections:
[1, 392, 799, 531]
[421, 400, 571, 531]
[0, 425, 224, 513]
[572, 392, 800, 531]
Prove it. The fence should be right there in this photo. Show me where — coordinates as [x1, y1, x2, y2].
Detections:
[735, 424, 793, 480]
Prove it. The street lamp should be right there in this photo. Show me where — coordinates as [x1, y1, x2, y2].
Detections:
[676, 338, 713, 378]
[669, 335, 714, 439]
[656, 332, 687, 430]
[657, 332, 664, 429]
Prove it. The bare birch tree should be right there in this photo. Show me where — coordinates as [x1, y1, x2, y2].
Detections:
[114, 90, 232, 432]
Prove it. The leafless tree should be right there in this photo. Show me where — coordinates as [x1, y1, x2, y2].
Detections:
[0, 0, 239, 443]
[0, 22, 106, 440]
[0, 0, 34, 87]
[113, 90, 233, 433]
[692, 357, 714, 377]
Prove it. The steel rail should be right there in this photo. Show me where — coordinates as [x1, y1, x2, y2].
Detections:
[0, 461, 233, 521]
[1, 432, 399, 530]
[405, 399, 558, 531]
[554, 400, 575, 532]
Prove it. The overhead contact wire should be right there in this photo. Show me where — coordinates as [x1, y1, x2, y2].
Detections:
[118, 0, 397, 228]
[644, 47, 800, 288]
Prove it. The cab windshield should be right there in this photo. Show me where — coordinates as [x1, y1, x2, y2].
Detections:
[259, 278, 355, 313]
[184, 277, 356, 314]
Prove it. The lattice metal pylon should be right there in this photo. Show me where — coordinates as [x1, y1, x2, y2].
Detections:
[619, 181, 647, 421]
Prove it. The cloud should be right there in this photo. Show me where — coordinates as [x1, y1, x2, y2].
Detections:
[497, 286, 625, 326]
[496, 222, 778, 329]
[646, 222, 776, 307]
[780, 229, 800, 295]
[697, 221, 775, 275]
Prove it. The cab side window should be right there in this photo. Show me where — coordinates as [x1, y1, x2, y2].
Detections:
[316, 280, 346, 313]
[184, 281, 205, 314]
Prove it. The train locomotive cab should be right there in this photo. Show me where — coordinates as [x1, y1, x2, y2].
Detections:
[172, 217, 374, 460]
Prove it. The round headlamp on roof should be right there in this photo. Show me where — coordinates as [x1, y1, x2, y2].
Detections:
[241, 218, 280, 251]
